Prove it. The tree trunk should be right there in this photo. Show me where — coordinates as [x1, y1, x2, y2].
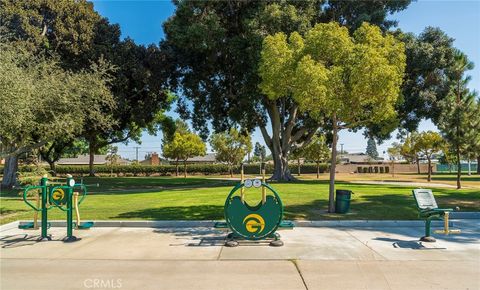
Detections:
[175, 160, 179, 176]
[416, 156, 420, 174]
[88, 143, 95, 177]
[48, 161, 57, 176]
[183, 160, 187, 178]
[477, 156, 480, 175]
[259, 101, 316, 182]
[328, 114, 338, 213]
[230, 165, 233, 177]
[297, 158, 301, 176]
[456, 146, 461, 189]
[467, 159, 471, 176]
[427, 156, 432, 182]
[1, 155, 18, 189]
[271, 151, 295, 181]
[316, 162, 320, 179]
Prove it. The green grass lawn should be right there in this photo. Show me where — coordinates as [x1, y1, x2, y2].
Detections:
[1, 176, 479, 225]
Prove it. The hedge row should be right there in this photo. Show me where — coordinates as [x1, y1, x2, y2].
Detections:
[3, 163, 329, 176]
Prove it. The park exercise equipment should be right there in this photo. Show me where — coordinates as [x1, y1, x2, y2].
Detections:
[20, 174, 95, 242]
[215, 166, 294, 247]
[412, 189, 461, 242]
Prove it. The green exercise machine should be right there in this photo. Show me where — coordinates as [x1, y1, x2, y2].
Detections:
[215, 166, 294, 247]
[412, 189, 461, 242]
[20, 174, 95, 242]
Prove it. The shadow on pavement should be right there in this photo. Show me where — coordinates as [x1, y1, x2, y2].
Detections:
[153, 227, 226, 247]
[373, 237, 446, 249]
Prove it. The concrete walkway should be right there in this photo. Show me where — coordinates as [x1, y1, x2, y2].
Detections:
[1, 220, 479, 290]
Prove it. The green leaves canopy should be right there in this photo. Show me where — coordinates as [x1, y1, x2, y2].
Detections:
[0, 44, 115, 158]
[303, 135, 330, 163]
[210, 128, 252, 169]
[414, 131, 444, 158]
[162, 132, 206, 162]
[259, 22, 406, 126]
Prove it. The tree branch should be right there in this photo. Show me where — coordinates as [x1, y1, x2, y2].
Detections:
[0, 141, 48, 159]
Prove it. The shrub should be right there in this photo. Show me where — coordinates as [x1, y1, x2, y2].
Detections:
[1, 163, 330, 177]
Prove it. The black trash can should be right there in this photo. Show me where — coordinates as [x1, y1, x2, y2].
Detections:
[335, 190, 353, 213]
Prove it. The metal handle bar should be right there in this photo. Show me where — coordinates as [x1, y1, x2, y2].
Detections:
[73, 184, 88, 205]
[22, 185, 44, 211]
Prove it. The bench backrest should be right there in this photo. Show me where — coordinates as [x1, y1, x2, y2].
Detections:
[412, 189, 438, 210]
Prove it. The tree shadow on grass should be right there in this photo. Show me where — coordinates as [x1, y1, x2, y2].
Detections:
[113, 205, 225, 220]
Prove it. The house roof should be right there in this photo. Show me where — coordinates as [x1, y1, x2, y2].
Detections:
[57, 154, 130, 165]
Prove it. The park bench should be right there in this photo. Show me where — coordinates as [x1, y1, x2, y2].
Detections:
[412, 189, 461, 242]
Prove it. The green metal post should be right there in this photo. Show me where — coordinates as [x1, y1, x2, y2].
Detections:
[65, 175, 77, 242]
[39, 175, 50, 241]
[425, 219, 431, 237]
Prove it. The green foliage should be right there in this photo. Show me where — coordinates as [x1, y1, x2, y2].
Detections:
[366, 137, 379, 159]
[5, 163, 329, 176]
[259, 22, 406, 127]
[162, 132, 206, 163]
[0, 43, 114, 158]
[400, 132, 420, 163]
[253, 142, 267, 162]
[162, 1, 411, 180]
[414, 131, 444, 159]
[397, 27, 456, 131]
[0, 0, 101, 57]
[210, 128, 252, 174]
[303, 135, 330, 164]
[387, 143, 402, 160]
[436, 49, 479, 186]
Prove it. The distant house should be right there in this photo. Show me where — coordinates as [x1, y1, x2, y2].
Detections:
[340, 153, 384, 164]
[56, 154, 131, 165]
[166, 153, 217, 164]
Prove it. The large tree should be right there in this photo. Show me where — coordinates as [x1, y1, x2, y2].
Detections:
[0, 43, 114, 187]
[161, 0, 411, 181]
[1, 0, 174, 177]
[259, 22, 405, 212]
[437, 50, 478, 188]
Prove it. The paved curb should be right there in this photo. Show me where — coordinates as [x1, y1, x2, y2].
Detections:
[0, 221, 19, 232]
[7, 219, 478, 229]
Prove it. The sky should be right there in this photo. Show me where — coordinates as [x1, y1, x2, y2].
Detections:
[92, 0, 480, 160]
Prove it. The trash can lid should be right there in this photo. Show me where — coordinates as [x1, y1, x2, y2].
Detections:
[336, 190, 352, 195]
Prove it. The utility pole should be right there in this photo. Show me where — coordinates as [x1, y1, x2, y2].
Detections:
[340, 143, 344, 163]
[133, 146, 140, 161]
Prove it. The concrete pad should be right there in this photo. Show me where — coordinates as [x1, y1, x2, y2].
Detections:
[220, 227, 383, 261]
[1, 220, 479, 290]
[298, 260, 480, 290]
[1, 259, 305, 290]
[0, 227, 223, 260]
